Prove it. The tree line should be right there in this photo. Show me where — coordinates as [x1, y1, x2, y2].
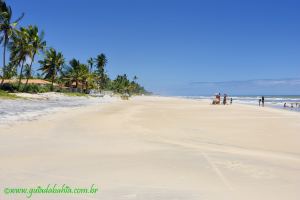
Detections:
[0, 0, 148, 95]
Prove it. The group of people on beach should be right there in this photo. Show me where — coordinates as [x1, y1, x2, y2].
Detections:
[284, 102, 300, 109]
[258, 97, 300, 109]
[212, 93, 232, 105]
[258, 96, 265, 107]
[212, 94, 299, 109]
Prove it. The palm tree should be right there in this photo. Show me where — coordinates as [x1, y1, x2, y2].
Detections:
[63, 58, 95, 90]
[9, 27, 30, 90]
[39, 48, 65, 91]
[0, 0, 24, 85]
[85, 71, 96, 91]
[96, 53, 107, 72]
[95, 53, 107, 90]
[130, 75, 139, 94]
[24, 63, 31, 80]
[64, 59, 91, 91]
[87, 57, 94, 73]
[25, 25, 46, 87]
[111, 74, 130, 94]
[2, 61, 16, 79]
[78, 64, 89, 91]
[66, 58, 81, 88]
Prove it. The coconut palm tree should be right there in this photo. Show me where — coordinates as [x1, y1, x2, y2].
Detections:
[85, 71, 97, 91]
[87, 57, 94, 73]
[24, 63, 31, 80]
[95, 53, 107, 90]
[78, 64, 89, 91]
[96, 53, 107, 72]
[64, 59, 91, 91]
[111, 74, 130, 94]
[25, 25, 46, 87]
[9, 27, 30, 90]
[65, 58, 81, 88]
[39, 48, 65, 91]
[0, 0, 24, 85]
[2, 61, 16, 79]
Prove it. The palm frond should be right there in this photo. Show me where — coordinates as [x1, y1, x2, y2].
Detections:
[13, 12, 24, 24]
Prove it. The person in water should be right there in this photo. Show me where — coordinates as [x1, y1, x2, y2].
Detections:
[259, 99, 261, 106]
[262, 96, 265, 107]
[230, 98, 233, 104]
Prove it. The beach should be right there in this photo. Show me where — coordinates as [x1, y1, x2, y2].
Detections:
[1, 96, 300, 200]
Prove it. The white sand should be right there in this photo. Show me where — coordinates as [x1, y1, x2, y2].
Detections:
[0, 92, 117, 125]
[0, 96, 300, 200]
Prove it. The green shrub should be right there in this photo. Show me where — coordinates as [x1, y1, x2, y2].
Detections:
[22, 84, 52, 93]
[0, 83, 19, 92]
[0, 83, 53, 93]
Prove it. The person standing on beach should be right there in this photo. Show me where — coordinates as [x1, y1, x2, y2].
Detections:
[223, 94, 227, 105]
[216, 93, 221, 104]
[230, 98, 233, 104]
[259, 99, 261, 106]
[262, 96, 265, 107]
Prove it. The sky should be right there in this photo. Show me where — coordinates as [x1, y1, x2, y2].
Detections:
[5, 0, 300, 95]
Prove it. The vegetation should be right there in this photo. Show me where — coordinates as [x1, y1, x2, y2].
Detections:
[108, 74, 147, 95]
[0, 0, 148, 96]
[24, 25, 46, 87]
[0, 82, 51, 93]
[38, 48, 64, 91]
[0, 0, 24, 85]
[9, 27, 30, 89]
[95, 53, 109, 90]
[0, 89, 20, 99]
[62, 92, 88, 97]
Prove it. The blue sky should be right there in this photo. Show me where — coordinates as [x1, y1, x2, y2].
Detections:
[6, 0, 300, 95]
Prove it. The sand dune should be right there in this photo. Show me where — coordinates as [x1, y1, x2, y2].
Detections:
[1, 96, 300, 200]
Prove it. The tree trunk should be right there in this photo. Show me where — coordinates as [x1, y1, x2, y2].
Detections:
[51, 75, 55, 91]
[85, 81, 88, 91]
[1, 37, 7, 86]
[18, 60, 25, 91]
[81, 81, 84, 90]
[25, 53, 36, 87]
